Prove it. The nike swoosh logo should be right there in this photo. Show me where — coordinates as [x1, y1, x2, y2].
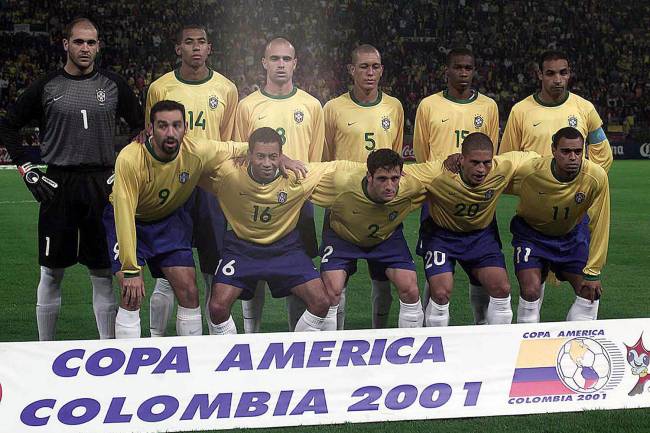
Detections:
[441, 118, 449, 123]
[352, 210, 361, 214]
[258, 115, 267, 120]
[347, 122, 357, 126]
[538, 191, 546, 195]
[53, 95, 64, 101]
[533, 122, 542, 127]
[239, 192, 247, 196]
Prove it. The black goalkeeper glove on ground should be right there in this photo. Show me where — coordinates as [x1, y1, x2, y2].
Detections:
[17, 162, 58, 203]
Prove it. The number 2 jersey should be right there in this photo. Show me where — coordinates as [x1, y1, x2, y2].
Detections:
[0, 68, 143, 166]
[110, 138, 247, 274]
[509, 156, 610, 277]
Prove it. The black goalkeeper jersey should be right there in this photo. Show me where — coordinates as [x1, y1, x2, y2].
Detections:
[0, 68, 143, 167]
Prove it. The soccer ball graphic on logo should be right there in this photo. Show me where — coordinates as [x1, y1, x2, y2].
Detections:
[556, 337, 611, 393]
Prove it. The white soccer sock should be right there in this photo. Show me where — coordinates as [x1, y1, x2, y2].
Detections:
[538, 282, 546, 312]
[486, 295, 513, 325]
[469, 283, 490, 325]
[517, 297, 540, 323]
[208, 315, 237, 335]
[336, 285, 347, 330]
[242, 282, 266, 333]
[567, 296, 599, 321]
[295, 310, 325, 332]
[36, 266, 64, 341]
[115, 307, 141, 339]
[322, 305, 338, 331]
[149, 278, 174, 337]
[398, 298, 424, 328]
[371, 279, 393, 328]
[286, 295, 307, 331]
[176, 305, 203, 336]
[424, 299, 449, 327]
[89, 268, 116, 339]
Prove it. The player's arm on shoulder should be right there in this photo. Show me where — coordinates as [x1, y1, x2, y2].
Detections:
[583, 169, 611, 285]
[306, 160, 348, 201]
[412, 101, 430, 162]
[404, 160, 446, 185]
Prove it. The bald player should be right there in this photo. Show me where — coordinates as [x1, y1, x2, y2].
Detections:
[234, 37, 325, 333]
[202, 128, 337, 334]
[105, 100, 247, 338]
[418, 133, 538, 326]
[322, 44, 404, 329]
[313, 149, 437, 330]
[509, 127, 610, 323]
[499, 50, 613, 312]
[146, 23, 239, 337]
[413, 47, 499, 325]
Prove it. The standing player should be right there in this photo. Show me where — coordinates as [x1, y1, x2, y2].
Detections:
[202, 128, 334, 334]
[106, 100, 249, 338]
[499, 50, 613, 172]
[0, 18, 143, 340]
[234, 37, 325, 333]
[509, 127, 609, 323]
[145, 24, 238, 337]
[412, 48, 499, 325]
[499, 50, 613, 313]
[322, 44, 404, 329]
[417, 133, 538, 326]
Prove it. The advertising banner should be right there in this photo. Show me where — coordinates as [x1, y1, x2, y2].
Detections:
[0, 319, 648, 432]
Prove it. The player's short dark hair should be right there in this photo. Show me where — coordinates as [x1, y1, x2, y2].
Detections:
[446, 48, 474, 65]
[149, 100, 186, 125]
[176, 24, 208, 44]
[367, 149, 403, 176]
[64, 17, 99, 39]
[461, 132, 493, 155]
[538, 50, 569, 72]
[248, 127, 283, 152]
[351, 44, 381, 64]
[552, 127, 584, 148]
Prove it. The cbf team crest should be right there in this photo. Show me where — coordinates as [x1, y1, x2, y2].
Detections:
[388, 211, 398, 221]
[575, 192, 586, 204]
[179, 171, 190, 184]
[208, 95, 219, 110]
[277, 191, 288, 204]
[568, 115, 578, 128]
[96, 89, 106, 103]
[381, 116, 391, 131]
[294, 110, 304, 124]
[474, 114, 484, 129]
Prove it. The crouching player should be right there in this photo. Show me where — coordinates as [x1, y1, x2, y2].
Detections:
[419, 132, 539, 326]
[105, 100, 249, 338]
[202, 127, 338, 334]
[313, 149, 441, 329]
[510, 127, 610, 322]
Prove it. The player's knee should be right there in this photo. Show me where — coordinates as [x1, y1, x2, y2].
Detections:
[429, 284, 451, 305]
[176, 283, 199, 308]
[487, 280, 511, 298]
[208, 298, 230, 324]
[396, 284, 419, 303]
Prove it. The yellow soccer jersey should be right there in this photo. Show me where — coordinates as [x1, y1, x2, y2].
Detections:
[322, 91, 404, 162]
[413, 90, 499, 162]
[110, 138, 247, 274]
[146, 69, 238, 140]
[510, 156, 610, 277]
[233, 86, 324, 162]
[499, 92, 613, 172]
[199, 161, 339, 244]
[426, 151, 540, 232]
[311, 161, 439, 246]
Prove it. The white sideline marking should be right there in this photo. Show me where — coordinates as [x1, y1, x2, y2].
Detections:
[0, 200, 37, 204]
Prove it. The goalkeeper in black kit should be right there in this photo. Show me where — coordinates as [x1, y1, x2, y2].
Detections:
[0, 18, 143, 340]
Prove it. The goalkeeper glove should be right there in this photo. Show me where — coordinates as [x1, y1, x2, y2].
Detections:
[17, 162, 58, 203]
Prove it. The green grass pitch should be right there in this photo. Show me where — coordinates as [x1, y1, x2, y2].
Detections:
[0, 161, 648, 432]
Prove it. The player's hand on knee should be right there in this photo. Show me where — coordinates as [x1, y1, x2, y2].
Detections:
[18, 163, 58, 203]
[580, 279, 602, 302]
[279, 155, 307, 179]
[121, 274, 145, 309]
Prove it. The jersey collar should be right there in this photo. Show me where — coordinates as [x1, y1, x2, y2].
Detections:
[247, 164, 281, 184]
[174, 68, 213, 85]
[260, 86, 298, 100]
[350, 90, 383, 107]
[534, 91, 570, 107]
[443, 89, 478, 104]
[61, 68, 98, 81]
[145, 137, 179, 163]
[550, 159, 581, 182]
